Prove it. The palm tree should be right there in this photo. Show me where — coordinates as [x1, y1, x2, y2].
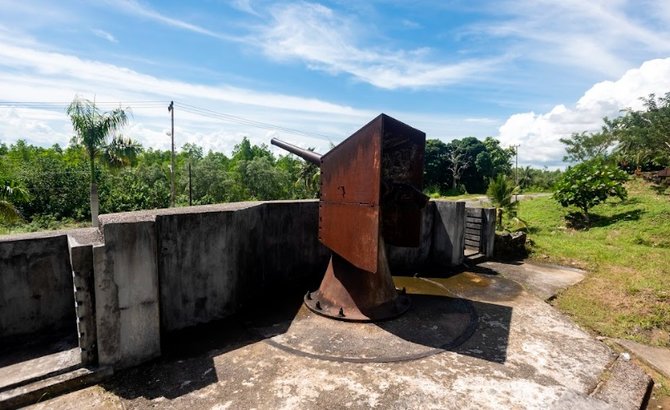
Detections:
[103, 135, 141, 169]
[0, 181, 28, 225]
[486, 174, 519, 230]
[67, 96, 130, 227]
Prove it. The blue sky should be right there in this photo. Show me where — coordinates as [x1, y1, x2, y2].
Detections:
[1, 0, 670, 167]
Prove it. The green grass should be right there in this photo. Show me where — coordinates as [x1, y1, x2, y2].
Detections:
[519, 178, 670, 348]
[0, 217, 89, 236]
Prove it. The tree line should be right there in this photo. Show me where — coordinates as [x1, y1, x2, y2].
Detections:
[561, 92, 670, 170]
[0, 136, 562, 229]
[0, 137, 320, 229]
[424, 136, 559, 195]
[0, 96, 563, 230]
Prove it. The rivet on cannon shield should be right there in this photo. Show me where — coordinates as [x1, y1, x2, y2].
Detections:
[315, 301, 322, 310]
[306, 291, 312, 300]
[338, 307, 345, 317]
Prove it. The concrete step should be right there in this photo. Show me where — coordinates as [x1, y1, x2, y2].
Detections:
[615, 338, 670, 379]
[0, 366, 112, 410]
[590, 355, 654, 410]
[0, 347, 81, 393]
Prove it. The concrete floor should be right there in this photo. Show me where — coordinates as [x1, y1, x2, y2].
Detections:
[22, 264, 652, 410]
[0, 348, 80, 392]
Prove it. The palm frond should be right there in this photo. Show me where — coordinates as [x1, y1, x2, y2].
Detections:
[0, 200, 23, 224]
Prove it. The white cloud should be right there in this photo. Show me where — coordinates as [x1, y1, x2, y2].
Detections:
[231, 0, 260, 16]
[92, 29, 117, 43]
[497, 58, 670, 167]
[109, 0, 240, 43]
[477, 0, 670, 78]
[256, 2, 502, 90]
[0, 33, 382, 154]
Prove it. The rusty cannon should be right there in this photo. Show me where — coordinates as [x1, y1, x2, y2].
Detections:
[271, 114, 429, 322]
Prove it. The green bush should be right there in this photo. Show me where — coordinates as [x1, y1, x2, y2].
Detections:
[553, 159, 628, 226]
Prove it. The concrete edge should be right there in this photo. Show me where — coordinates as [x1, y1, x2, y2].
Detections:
[590, 355, 653, 410]
[0, 367, 113, 410]
[614, 338, 670, 380]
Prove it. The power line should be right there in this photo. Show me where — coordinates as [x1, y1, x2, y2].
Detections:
[0, 100, 338, 142]
[175, 102, 336, 141]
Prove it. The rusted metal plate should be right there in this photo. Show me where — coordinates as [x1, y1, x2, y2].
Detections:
[319, 115, 383, 272]
[380, 115, 426, 247]
[319, 202, 379, 272]
[319, 113, 426, 267]
[320, 115, 382, 206]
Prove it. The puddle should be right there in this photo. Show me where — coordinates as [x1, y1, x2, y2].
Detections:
[394, 272, 523, 303]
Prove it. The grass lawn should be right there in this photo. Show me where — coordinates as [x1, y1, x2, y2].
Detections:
[520, 179, 670, 401]
[519, 178, 670, 348]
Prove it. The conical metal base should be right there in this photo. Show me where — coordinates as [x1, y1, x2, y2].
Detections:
[304, 236, 410, 322]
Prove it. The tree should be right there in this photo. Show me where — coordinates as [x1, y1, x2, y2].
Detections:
[564, 93, 670, 171]
[446, 137, 490, 193]
[553, 159, 628, 226]
[612, 93, 670, 170]
[560, 130, 616, 163]
[67, 96, 130, 227]
[0, 180, 28, 225]
[486, 174, 519, 230]
[423, 139, 450, 192]
[103, 135, 141, 169]
[447, 149, 468, 191]
[482, 137, 514, 177]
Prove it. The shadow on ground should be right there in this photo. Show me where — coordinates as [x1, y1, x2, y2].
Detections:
[101, 268, 516, 402]
[100, 289, 306, 401]
[0, 329, 78, 369]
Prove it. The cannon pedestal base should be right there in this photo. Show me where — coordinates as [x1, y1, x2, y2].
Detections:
[304, 238, 410, 322]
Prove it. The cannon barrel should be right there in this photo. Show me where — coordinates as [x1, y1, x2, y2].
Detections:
[271, 138, 322, 166]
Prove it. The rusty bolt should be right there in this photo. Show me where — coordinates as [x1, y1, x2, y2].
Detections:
[315, 301, 322, 310]
[338, 307, 345, 317]
[306, 291, 312, 300]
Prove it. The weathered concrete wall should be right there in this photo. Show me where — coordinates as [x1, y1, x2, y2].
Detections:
[69, 237, 97, 365]
[156, 204, 255, 332]
[481, 208, 496, 258]
[0, 199, 480, 370]
[156, 201, 330, 332]
[0, 235, 76, 340]
[386, 202, 436, 270]
[431, 201, 466, 267]
[94, 221, 160, 369]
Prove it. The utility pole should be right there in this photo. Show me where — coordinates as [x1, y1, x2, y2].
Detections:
[510, 144, 520, 186]
[188, 159, 192, 206]
[511, 144, 520, 202]
[168, 101, 175, 207]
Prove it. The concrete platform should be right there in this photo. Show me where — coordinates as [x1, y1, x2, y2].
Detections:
[479, 261, 586, 300]
[23, 267, 652, 410]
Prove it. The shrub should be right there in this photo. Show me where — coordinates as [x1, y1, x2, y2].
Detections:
[553, 159, 628, 226]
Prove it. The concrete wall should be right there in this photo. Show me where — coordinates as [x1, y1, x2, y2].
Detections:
[156, 201, 330, 332]
[0, 199, 490, 370]
[94, 220, 160, 369]
[0, 235, 76, 340]
[431, 201, 466, 267]
[386, 203, 436, 271]
[69, 238, 97, 365]
[481, 208, 496, 258]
